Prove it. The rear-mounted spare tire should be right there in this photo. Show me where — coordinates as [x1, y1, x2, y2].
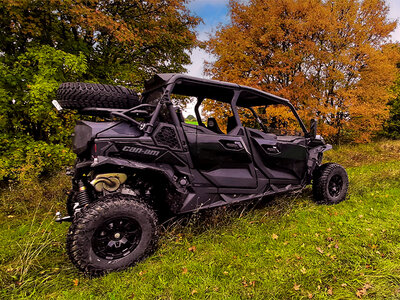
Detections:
[57, 82, 140, 109]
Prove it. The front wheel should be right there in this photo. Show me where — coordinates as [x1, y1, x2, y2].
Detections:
[313, 163, 348, 204]
[66, 195, 158, 276]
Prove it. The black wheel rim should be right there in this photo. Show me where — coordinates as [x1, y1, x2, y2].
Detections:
[92, 217, 142, 260]
[328, 174, 343, 198]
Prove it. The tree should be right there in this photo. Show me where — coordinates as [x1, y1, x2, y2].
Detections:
[383, 59, 400, 139]
[0, 0, 200, 87]
[206, 0, 399, 143]
[0, 46, 87, 180]
[0, 0, 200, 180]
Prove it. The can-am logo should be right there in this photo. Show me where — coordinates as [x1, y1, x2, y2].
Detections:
[122, 146, 160, 156]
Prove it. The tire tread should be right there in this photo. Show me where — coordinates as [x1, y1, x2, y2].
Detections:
[57, 82, 140, 109]
[313, 163, 348, 204]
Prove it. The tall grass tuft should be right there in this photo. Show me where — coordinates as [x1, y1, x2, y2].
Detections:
[15, 201, 56, 284]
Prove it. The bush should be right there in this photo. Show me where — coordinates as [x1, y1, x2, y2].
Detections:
[0, 135, 75, 181]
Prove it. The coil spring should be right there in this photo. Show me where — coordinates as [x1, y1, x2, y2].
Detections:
[76, 181, 90, 207]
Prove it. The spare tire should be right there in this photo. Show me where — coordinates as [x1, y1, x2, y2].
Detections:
[57, 82, 140, 109]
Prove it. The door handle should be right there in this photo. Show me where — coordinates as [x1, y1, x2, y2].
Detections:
[221, 140, 243, 150]
[265, 146, 280, 154]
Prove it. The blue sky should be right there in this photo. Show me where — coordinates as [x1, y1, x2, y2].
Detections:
[185, 0, 400, 77]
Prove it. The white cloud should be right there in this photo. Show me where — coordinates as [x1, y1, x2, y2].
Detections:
[184, 48, 210, 78]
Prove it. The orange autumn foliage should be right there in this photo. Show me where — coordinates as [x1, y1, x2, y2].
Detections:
[206, 0, 399, 143]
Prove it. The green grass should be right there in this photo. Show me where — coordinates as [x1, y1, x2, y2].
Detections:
[185, 120, 198, 125]
[1, 140, 400, 299]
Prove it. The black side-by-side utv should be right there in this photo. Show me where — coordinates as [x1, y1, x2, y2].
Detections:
[54, 74, 348, 275]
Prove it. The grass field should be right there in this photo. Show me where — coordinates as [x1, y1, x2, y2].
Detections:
[1, 140, 400, 299]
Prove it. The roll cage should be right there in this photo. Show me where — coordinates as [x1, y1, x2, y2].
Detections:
[142, 73, 310, 137]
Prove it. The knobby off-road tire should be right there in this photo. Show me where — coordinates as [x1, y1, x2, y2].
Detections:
[57, 82, 140, 109]
[313, 163, 349, 204]
[66, 195, 158, 276]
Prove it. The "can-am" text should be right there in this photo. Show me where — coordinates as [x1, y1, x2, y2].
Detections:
[122, 146, 160, 156]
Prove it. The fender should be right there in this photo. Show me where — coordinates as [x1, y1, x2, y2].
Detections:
[91, 156, 188, 194]
[306, 144, 332, 182]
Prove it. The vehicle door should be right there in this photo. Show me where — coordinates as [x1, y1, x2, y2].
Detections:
[239, 105, 309, 184]
[183, 99, 257, 189]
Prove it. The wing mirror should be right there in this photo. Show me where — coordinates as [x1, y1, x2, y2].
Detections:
[309, 119, 317, 139]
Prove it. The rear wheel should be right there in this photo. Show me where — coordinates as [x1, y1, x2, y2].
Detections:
[66, 195, 158, 276]
[313, 163, 348, 204]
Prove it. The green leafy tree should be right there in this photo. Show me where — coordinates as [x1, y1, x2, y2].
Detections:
[0, 46, 87, 180]
[383, 60, 400, 139]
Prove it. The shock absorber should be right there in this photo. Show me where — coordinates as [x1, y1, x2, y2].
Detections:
[76, 180, 91, 207]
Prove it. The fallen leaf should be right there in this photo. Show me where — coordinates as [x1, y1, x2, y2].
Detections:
[316, 247, 324, 254]
[73, 278, 79, 286]
[188, 246, 196, 252]
[308, 293, 313, 299]
[272, 233, 278, 240]
[341, 283, 347, 287]
[294, 283, 301, 291]
[356, 288, 366, 298]
[327, 287, 333, 295]
[182, 267, 188, 274]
